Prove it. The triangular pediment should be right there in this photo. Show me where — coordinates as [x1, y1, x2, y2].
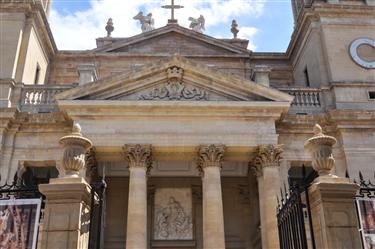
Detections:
[93, 24, 250, 56]
[55, 56, 293, 103]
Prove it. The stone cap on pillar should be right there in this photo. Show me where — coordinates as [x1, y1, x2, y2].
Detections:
[77, 64, 98, 85]
[251, 65, 271, 87]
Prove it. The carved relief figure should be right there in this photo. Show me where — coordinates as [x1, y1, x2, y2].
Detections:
[155, 196, 192, 240]
[188, 15, 205, 33]
[133, 11, 155, 32]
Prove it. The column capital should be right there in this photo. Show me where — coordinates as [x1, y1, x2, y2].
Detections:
[251, 144, 283, 177]
[123, 144, 152, 171]
[197, 144, 225, 172]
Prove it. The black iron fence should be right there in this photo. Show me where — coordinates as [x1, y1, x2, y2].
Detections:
[353, 171, 375, 249]
[277, 165, 316, 249]
[88, 179, 107, 249]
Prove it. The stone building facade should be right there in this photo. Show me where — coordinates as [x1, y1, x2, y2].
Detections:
[0, 0, 374, 249]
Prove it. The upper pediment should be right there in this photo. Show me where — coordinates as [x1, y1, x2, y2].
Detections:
[94, 24, 250, 56]
[55, 56, 293, 104]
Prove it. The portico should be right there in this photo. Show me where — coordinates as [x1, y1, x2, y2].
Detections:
[46, 56, 293, 248]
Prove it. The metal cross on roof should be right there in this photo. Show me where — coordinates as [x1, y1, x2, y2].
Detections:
[162, 0, 184, 23]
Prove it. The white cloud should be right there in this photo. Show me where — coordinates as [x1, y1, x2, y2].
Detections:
[238, 26, 258, 50]
[50, 0, 264, 50]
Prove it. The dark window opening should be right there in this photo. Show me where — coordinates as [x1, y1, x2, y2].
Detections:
[288, 164, 318, 188]
[34, 64, 41, 85]
[304, 67, 310, 87]
[369, 91, 375, 100]
[20, 166, 59, 187]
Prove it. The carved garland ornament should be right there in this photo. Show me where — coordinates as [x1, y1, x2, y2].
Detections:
[197, 144, 226, 172]
[251, 144, 283, 177]
[139, 67, 207, 100]
[123, 144, 153, 172]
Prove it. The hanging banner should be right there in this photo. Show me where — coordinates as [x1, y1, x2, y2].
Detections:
[0, 198, 42, 249]
[357, 198, 375, 249]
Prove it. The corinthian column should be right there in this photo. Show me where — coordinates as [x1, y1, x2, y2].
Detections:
[123, 144, 152, 249]
[197, 144, 226, 249]
[252, 144, 283, 249]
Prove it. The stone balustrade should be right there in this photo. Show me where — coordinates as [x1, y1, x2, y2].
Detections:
[20, 84, 74, 113]
[279, 87, 324, 114]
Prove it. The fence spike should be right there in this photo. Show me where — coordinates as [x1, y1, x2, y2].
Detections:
[284, 182, 288, 199]
[345, 169, 349, 179]
[280, 187, 284, 202]
[359, 171, 364, 183]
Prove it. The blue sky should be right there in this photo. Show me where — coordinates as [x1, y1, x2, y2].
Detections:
[50, 0, 294, 52]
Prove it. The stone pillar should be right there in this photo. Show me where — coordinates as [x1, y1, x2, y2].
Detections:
[38, 123, 93, 249]
[305, 124, 361, 249]
[0, 79, 15, 107]
[123, 144, 152, 249]
[252, 65, 271, 87]
[197, 144, 226, 249]
[252, 144, 283, 249]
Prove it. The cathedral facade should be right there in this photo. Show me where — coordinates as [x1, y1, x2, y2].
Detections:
[0, 0, 374, 249]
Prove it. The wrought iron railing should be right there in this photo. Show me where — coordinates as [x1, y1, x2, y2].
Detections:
[20, 84, 74, 113]
[352, 171, 375, 249]
[279, 87, 324, 114]
[277, 165, 316, 249]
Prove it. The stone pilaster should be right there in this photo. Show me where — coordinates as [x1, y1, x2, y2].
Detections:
[123, 144, 152, 249]
[252, 144, 283, 249]
[197, 144, 226, 249]
[305, 124, 361, 249]
[38, 123, 93, 249]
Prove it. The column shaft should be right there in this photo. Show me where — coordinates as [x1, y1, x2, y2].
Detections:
[202, 166, 226, 249]
[123, 144, 152, 249]
[126, 167, 148, 249]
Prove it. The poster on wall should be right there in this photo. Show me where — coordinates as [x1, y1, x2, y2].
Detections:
[357, 198, 375, 249]
[0, 198, 41, 249]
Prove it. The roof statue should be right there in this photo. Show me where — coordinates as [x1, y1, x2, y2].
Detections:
[231, 19, 239, 39]
[105, 18, 114, 37]
[133, 11, 155, 33]
[189, 15, 205, 33]
[162, 0, 184, 24]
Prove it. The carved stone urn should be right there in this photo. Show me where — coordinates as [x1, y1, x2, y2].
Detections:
[59, 123, 92, 177]
[304, 124, 337, 177]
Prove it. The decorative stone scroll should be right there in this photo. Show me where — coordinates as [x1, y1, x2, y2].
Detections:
[59, 123, 92, 177]
[154, 188, 193, 240]
[197, 144, 225, 172]
[123, 144, 153, 172]
[139, 67, 207, 100]
[251, 144, 283, 177]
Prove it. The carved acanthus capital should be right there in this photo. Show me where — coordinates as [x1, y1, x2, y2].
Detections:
[197, 144, 226, 172]
[123, 144, 152, 172]
[251, 144, 283, 177]
[85, 147, 98, 181]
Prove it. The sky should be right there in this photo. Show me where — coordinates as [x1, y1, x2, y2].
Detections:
[50, 0, 294, 52]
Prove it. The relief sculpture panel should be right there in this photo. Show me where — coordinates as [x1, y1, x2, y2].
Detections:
[154, 188, 193, 240]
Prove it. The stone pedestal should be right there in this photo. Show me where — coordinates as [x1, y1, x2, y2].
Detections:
[38, 123, 93, 249]
[308, 177, 361, 249]
[123, 144, 152, 249]
[305, 124, 361, 249]
[198, 144, 226, 249]
[38, 177, 92, 249]
[252, 144, 283, 249]
[252, 65, 271, 87]
[0, 79, 15, 107]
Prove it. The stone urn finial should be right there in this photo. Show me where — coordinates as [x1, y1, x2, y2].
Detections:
[105, 18, 114, 37]
[304, 124, 337, 177]
[231, 19, 239, 39]
[59, 123, 92, 177]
